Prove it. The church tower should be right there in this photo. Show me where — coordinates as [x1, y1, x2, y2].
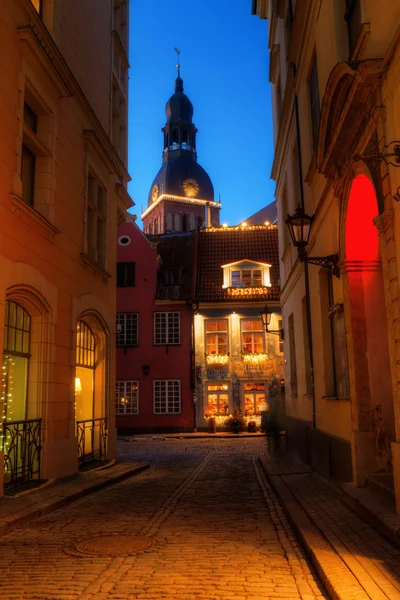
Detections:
[142, 67, 220, 234]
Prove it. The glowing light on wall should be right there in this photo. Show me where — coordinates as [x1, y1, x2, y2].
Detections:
[346, 175, 379, 260]
[227, 287, 269, 296]
[141, 194, 221, 219]
[206, 354, 229, 365]
[242, 353, 269, 364]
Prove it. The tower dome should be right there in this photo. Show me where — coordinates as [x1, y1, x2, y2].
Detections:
[142, 64, 220, 235]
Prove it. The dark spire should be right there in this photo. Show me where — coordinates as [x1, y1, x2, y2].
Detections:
[175, 76, 184, 92]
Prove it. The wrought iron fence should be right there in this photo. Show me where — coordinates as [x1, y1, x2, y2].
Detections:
[2, 418, 42, 491]
[76, 417, 107, 467]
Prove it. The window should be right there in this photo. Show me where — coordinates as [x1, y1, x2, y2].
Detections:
[117, 262, 135, 287]
[281, 183, 290, 248]
[243, 383, 267, 415]
[116, 381, 139, 415]
[76, 321, 95, 368]
[222, 261, 271, 289]
[302, 297, 312, 395]
[112, 78, 127, 160]
[116, 313, 138, 346]
[292, 143, 300, 210]
[309, 55, 320, 151]
[21, 145, 36, 206]
[319, 270, 349, 398]
[87, 171, 106, 268]
[154, 380, 180, 414]
[154, 312, 180, 345]
[277, 318, 284, 354]
[231, 269, 262, 287]
[161, 268, 181, 286]
[288, 313, 297, 396]
[205, 320, 227, 355]
[276, 75, 282, 126]
[241, 319, 264, 354]
[205, 383, 229, 416]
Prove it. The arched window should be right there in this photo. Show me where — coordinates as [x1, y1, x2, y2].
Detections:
[2, 301, 31, 422]
[75, 321, 96, 463]
[76, 321, 95, 368]
[174, 213, 181, 231]
[166, 213, 173, 232]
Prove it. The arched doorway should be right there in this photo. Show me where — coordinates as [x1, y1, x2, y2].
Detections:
[345, 174, 395, 483]
[75, 319, 107, 466]
[1, 300, 41, 488]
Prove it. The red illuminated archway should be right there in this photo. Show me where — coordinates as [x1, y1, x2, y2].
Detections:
[345, 174, 379, 261]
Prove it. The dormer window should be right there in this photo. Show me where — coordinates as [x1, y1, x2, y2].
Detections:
[221, 260, 271, 289]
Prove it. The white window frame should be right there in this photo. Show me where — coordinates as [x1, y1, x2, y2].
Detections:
[276, 317, 284, 355]
[153, 380, 181, 414]
[205, 381, 230, 416]
[116, 313, 138, 346]
[231, 268, 263, 287]
[221, 260, 271, 289]
[154, 311, 180, 345]
[116, 380, 139, 415]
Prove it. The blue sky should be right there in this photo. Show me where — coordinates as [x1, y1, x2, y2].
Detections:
[128, 0, 274, 227]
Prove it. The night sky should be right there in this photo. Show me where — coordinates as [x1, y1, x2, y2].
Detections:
[128, 0, 274, 227]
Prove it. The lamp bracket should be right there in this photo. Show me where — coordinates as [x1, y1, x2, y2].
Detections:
[267, 329, 285, 340]
[306, 254, 340, 278]
[360, 140, 400, 168]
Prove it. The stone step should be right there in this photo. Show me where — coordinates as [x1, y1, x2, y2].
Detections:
[365, 472, 395, 502]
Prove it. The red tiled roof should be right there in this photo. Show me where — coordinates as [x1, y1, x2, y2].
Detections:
[196, 227, 280, 302]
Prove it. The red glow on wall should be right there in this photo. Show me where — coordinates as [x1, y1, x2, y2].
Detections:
[346, 175, 379, 260]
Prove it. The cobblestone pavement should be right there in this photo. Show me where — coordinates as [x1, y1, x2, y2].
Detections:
[0, 438, 327, 600]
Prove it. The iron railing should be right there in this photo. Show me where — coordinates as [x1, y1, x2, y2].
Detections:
[76, 417, 107, 467]
[2, 418, 42, 491]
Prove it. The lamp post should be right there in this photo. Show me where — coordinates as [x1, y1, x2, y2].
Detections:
[285, 206, 340, 430]
[260, 306, 284, 340]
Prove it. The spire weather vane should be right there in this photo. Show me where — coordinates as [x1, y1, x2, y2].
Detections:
[174, 47, 181, 78]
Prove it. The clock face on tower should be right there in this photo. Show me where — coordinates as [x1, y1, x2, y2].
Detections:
[152, 184, 159, 202]
[182, 178, 199, 198]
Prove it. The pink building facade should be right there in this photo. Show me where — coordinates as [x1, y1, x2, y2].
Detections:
[116, 221, 195, 432]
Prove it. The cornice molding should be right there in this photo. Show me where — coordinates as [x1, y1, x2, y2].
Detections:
[84, 130, 129, 182]
[80, 253, 112, 285]
[10, 193, 60, 242]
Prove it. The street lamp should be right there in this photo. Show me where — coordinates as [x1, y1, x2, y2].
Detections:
[285, 207, 340, 278]
[260, 306, 284, 340]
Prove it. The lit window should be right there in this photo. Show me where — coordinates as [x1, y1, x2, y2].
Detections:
[243, 382, 268, 415]
[206, 383, 229, 416]
[154, 312, 180, 345]
[241, 319, 264, 353]
[205, 320, 227, 355]
[277, 318, 284, 354]
[76, 321, 95, 368]
[222, 261, 271, 289]
[87, 171, 106, 268]
[154, 380, 180, 414]
[116, 381, 139, 414]
[116, 313, 138, 346]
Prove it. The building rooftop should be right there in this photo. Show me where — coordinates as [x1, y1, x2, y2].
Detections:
[196, 225, 280, 302]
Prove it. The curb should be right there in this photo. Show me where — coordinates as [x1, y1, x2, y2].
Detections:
[119, 433, 268, 440]
[0, 461, 149, 538]
[258, 457, 370, 600]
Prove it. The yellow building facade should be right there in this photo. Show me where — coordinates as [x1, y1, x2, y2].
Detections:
[253, 0, 400, 510]
[0, 0, 132, 494]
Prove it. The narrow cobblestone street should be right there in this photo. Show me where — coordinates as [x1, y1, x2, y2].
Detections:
[0, 438, 327, 600]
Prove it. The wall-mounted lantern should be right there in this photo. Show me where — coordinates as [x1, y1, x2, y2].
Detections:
[260, 306, 284, 340]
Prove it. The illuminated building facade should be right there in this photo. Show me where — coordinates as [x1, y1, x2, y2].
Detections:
[253, 0, 400, 508]
[142, 70, 220, 234]
[194, 225, 284, 430]
[0, 0, 133, 494]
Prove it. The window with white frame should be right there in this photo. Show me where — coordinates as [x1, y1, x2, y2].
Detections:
[116, 313, 138, 346]
[241, 319, 264, 354]
[205, 320, 228, 355]
[116, 381, 139, 414]
[277, 317, 284, 354]
[154, 312, 180, 345]
[154, 380, 180, 414]
[222, 260, 271, 289]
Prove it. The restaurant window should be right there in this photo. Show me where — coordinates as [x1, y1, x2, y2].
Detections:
[205, 383, 229, 416]
[243, 383, 268, 415]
